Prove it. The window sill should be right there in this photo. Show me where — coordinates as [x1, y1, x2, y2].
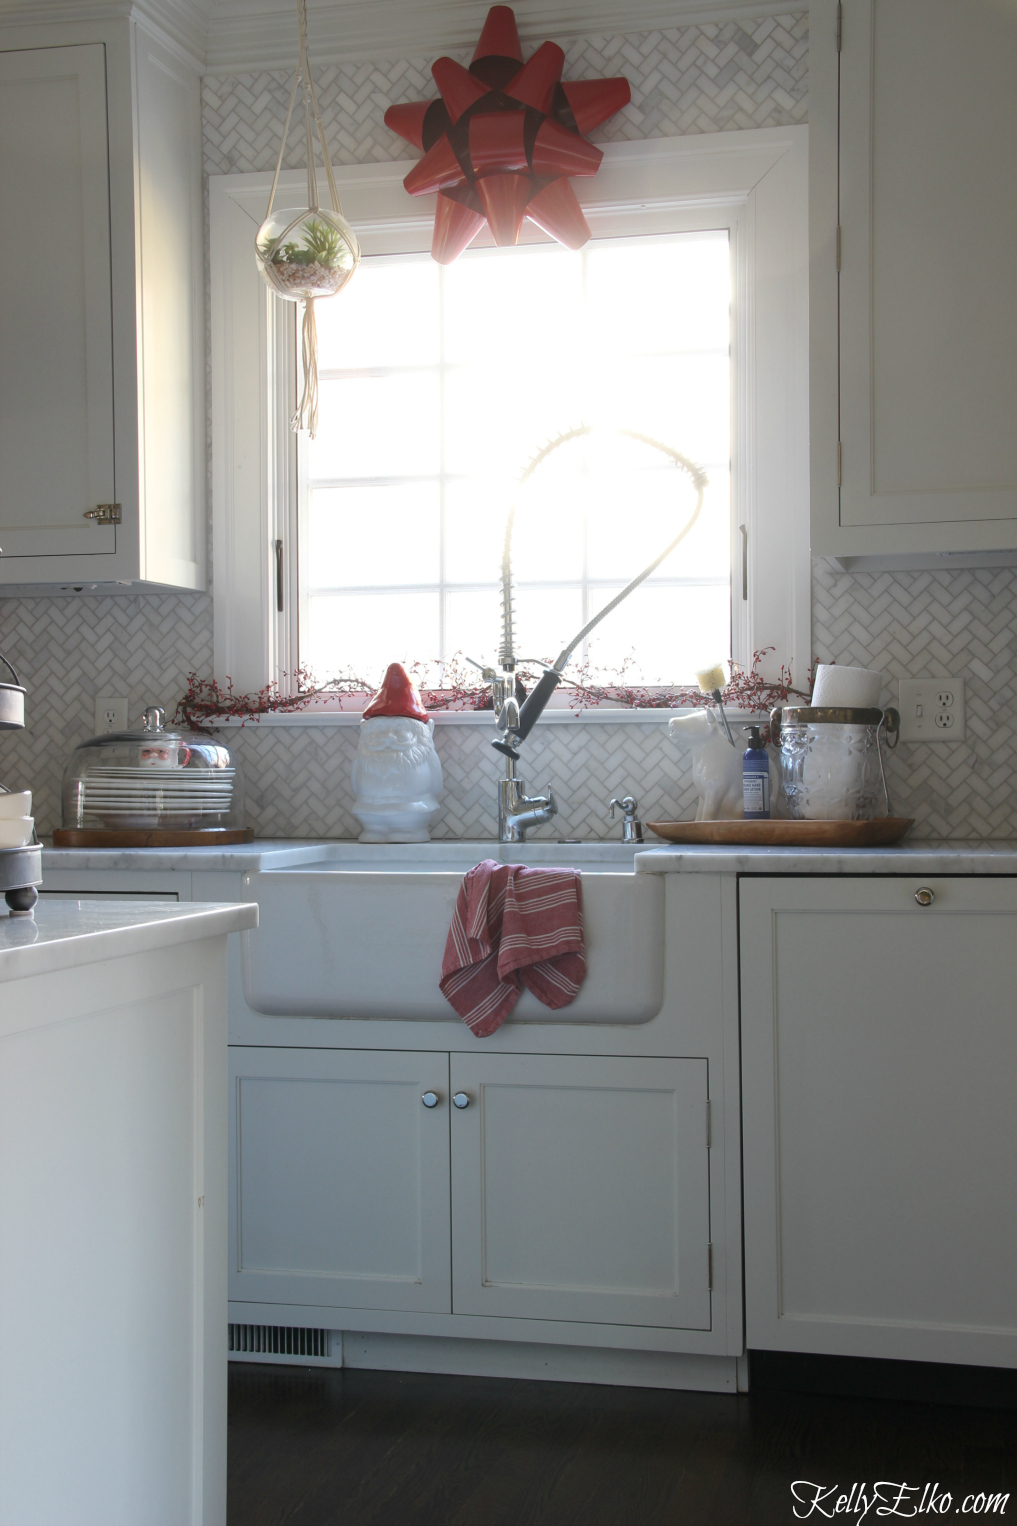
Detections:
[205, 706, 769, 729]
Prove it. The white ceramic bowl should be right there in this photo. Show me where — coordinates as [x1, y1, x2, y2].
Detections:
[0, 817, 34, 848]
[0, 790, 31, 819]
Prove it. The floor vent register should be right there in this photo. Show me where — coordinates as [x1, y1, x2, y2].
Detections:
[228, 1323, 339, 1365]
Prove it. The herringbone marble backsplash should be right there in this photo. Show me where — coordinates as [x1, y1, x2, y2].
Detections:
[6, 14, 1016, 844]
[201, 14, 809, 177]
[5, 562, 1017, 841]
[811, 562, 1017, 840]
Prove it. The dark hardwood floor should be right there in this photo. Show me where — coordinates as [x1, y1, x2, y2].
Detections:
[228, 1358, 1017, 1526]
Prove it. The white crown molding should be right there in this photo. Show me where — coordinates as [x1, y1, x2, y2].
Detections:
[0, 0, 801, 75]
[0, 0, 209, 67]
[205, 0, 801, 77]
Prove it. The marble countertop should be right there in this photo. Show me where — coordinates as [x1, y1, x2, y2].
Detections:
[633, 842, 1017, 874]
[0, 899, 258, 980]
[37, 838, 1017, 877]
[40, 840, 326, 872]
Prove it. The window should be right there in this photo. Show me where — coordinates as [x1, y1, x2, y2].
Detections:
[302, 231, 731, 687]
[211, 132, 810, 706]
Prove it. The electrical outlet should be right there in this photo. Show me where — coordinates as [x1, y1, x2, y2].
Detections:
[94, 696, 128, 734]
[897, 678, 965, 742]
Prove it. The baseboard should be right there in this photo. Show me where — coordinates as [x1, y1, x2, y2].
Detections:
[340, 1332, 737, 1393]
[750, 1350, 1017, 1410]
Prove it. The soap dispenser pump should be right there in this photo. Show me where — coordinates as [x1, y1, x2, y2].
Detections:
[742, 725, 770, 820]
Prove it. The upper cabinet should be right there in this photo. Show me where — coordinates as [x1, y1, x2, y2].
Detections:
[810, 0, 1017, 567]
[0, 19, 205, 591]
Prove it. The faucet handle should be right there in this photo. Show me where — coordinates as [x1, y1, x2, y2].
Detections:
[546, 785, 558, 818]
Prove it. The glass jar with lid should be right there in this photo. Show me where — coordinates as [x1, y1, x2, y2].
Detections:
[58, 706, 248, 842]
[771, 705, 900, 822]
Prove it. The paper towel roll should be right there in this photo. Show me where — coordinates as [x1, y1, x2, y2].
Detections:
[810, 664, 882, 709]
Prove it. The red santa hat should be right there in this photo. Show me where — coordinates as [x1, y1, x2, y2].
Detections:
[362, 662, 430, 722]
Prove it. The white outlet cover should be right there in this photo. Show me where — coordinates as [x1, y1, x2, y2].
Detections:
[897, 678, 965, 743]
[94, 696, 128, 735]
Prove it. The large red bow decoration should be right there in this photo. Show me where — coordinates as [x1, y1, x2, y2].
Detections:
[384, 5, 630, 263]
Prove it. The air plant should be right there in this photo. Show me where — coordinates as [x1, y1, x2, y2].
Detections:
[258, 217, 347, 270]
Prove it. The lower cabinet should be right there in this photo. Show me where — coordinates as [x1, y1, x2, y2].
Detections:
[450, 1054, 711, 1329]
[230, 1047, 713, 1333]
[740, 875, 1017, 1367]
[229, 1048, 452, 1313]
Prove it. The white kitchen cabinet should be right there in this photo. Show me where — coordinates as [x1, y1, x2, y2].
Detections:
[0, 18, 204, 590]
[229, 1046, 453, 1315]
[810, 0, 1017, 565]
[42, 855, 745, 1381]
[740, 875, 1017, 1368]
[450, 1054, 712, 1330]
[229, 1046, 713, 1334]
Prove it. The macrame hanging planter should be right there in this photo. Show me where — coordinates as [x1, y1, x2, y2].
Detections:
[256, 0, 360, 436]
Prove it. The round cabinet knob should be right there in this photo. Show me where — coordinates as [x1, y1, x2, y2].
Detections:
[452, 1092, 471, 1110]
[914, 887, 935, 907]
[421, 1091, 440, 1109]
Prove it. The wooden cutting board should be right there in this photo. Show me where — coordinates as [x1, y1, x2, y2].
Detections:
[52, 827, 255, 848]
[645, 818, 915, 847]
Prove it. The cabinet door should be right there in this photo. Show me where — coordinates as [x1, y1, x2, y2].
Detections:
[838, 0, 1017, 538]
[230, 1047, 451, 1314]
[0, 45, 116, 559]
[741, 876, 1017, 1366]
[450, 1054, 711, 1329]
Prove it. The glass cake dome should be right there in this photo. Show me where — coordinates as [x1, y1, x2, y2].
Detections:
[61, 706, 245, 834]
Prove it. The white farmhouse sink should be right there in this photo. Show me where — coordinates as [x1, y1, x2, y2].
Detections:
[240, 841, 664, 1023]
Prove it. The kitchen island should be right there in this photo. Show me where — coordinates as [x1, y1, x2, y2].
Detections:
[0, 898, 257, 1526]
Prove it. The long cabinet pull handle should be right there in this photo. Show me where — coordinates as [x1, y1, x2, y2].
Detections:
[274, 538, 284, 613]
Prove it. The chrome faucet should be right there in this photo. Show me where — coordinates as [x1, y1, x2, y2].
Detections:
[473, 426, 708, 844]
[499, 757, 557, 843]
[469, 660, 559, 842]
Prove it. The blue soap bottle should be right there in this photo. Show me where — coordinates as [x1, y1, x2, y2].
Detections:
[742, 725, 770, 819]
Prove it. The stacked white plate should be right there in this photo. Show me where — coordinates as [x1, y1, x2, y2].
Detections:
[0, 790, 34, 847]
[79, 766, 236, 824]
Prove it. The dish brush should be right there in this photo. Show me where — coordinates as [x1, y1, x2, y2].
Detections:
[695, 663, 736, 746]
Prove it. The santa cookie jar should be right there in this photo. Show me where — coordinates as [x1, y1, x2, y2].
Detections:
[351, 664, 443, 842]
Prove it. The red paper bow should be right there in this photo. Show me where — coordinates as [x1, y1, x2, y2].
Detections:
[384, 5, 630, 263]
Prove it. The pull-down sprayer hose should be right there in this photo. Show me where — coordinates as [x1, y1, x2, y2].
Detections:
[498, 426, 708, 745]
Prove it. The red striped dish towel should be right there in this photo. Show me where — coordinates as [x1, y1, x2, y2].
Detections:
[440, 859, 585, 1037]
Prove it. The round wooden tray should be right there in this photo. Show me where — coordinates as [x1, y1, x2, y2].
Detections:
[645, 818, 915, 847]
[52, 827, 255, 848]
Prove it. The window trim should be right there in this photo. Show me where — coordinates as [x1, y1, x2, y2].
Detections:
[210, 128, 809, 707]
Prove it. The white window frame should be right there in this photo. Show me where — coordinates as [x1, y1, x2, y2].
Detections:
[210, 128, 809, 711]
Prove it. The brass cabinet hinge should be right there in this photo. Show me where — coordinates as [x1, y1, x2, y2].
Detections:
[83, 503, 122, 525]
[706, 1099, 712, 1148]
[707, 1242, 714, 1291]
[837, 442, 842, 485]
[836, 0, 842, 51]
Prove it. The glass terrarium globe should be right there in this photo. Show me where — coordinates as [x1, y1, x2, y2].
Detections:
[256, 205, 360, 301]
